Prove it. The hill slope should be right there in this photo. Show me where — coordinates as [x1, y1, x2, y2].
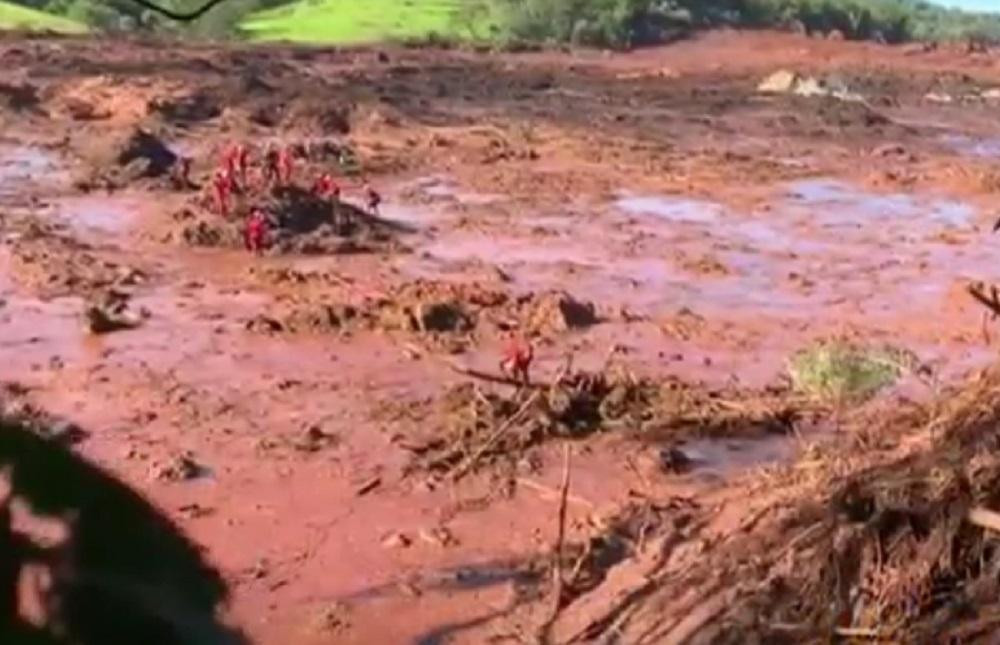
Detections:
[0, 0, 85, 32]
[241, 0, 479, 43]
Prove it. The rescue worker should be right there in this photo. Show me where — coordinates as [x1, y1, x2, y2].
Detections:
[245, 207, 270, 254]
[363, 180, 381, 217]
[277, 146, 294, 187]
[223, 142, 250, 189]
[263, 144, 281, 189]
[212, 168, 234, 217]
[499, 334, 533, 386]
[312, 172, 340, 201]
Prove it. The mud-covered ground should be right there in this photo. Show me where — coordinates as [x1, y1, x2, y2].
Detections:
[4, 30, 1000, 642]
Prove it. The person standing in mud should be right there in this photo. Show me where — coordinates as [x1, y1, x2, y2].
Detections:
[313, 172, 346, 230]
[277, 146, 294, 187]
[363, 179, 381, 217]
[212, 168, 234, 218]
[499, 334, 533, 387]
[312, 172, 340, 202]
[244, 207, 270, 255]
[223, 143, 250, 191]
[263, 144, 281, 189]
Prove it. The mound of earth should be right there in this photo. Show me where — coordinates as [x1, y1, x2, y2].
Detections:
[148, 89, 222, 125]
[245, 279, 602, 346]
[379, 365, 810, 478]
[532, 364, 1000, 643]
[6, 218, 145, 298]
[171, 187, 405, 256]
[74, 126, 180, 191]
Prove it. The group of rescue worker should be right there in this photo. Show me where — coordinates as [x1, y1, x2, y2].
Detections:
[204, 142, 382, 254]
[202, 143, 531, 384]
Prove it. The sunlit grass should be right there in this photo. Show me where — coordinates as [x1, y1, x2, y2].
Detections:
[787, 340, 906, 403]
[0, 1, 85, 33]
[241, 0, 489, 44]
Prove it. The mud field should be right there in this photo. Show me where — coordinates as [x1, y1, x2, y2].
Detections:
[5, 30, 1000, 643]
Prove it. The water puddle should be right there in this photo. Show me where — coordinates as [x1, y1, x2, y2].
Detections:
[0, 145, 64, 205]
[0, 145, 57, 185]
[679, 435, 795, 477]
[615, 193, 721, 224]
[786, 179, 974, 229]
[56, 196, 140, 235]
[408, 175, 500, 206]
[941, 133, 1000, 159]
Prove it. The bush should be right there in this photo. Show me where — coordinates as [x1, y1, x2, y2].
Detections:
[484, 0, 1000, 49]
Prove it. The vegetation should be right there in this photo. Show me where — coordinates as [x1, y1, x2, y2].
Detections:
[3, 0, 1000, 47]
[0, 0, 84, 31]
[786, 340, 905, 403]
[241, 0, 473, 44]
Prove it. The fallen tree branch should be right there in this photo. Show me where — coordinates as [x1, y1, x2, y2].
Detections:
[967, 506, 1000, 533]
[516, 477, 595, 510]
[968, 281, 1000, 318]
[448, 389, 542, 482]
[538, 443, 572, 642]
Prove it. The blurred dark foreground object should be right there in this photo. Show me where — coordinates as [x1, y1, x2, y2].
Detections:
[0, 417, 245, 645]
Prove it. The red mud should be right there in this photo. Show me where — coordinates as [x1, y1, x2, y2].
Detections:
[3, 30, 1000, 642]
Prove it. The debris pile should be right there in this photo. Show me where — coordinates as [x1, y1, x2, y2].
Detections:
[6, 218, 143, 298]
[392, 365, 808, 477]
[541, 364, 1000, 643]
[75, 127, 180, 191]
[83, 288, 148, 334]
[244, 280, 603, 347]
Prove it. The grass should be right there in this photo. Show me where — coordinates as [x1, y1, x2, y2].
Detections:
[787, 340, 906, 403]
[241, 0, 488, 44]
[0, 0, 85, 33]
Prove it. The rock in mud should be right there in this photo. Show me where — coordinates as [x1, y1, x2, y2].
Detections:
[757, 69, 799, 94]
[294, 424, 340, 453]
[415, 301, 472, 333]
[522, 291, 599, 334]
[83, 290, 146, 335]
[148, 90, 222, 124]
[150, 452, 205, 482]
[380, 532, 411, 549]
[656, 446, 694, 474]
[115, 127, 178, 177]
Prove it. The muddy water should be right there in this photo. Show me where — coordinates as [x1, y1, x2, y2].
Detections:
[4, 144, 997, 642]
[941, 133, 1000, 159]
[402, 174, 997, 390]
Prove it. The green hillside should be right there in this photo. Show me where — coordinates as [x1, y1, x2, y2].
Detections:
[241, 0, 482, 43]
[0, 0, 85, 32]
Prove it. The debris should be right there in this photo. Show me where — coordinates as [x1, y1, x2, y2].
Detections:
[757, 69, 863, 102]
[757, 70, 798, 94]
[380, 531, 411, 549]
[399, 365, 809, 477]
[354, 475, 382, 496]
[312, 602, 351, 634]
[418, 527, 457, 548]
[150, 452, 205, 482]
[293, 424, 339, 453]
[82, 289, 147, 335]
[538, 443, 572, 640]
[924, 91, 954, 104]
[656, 446, 694, 474]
